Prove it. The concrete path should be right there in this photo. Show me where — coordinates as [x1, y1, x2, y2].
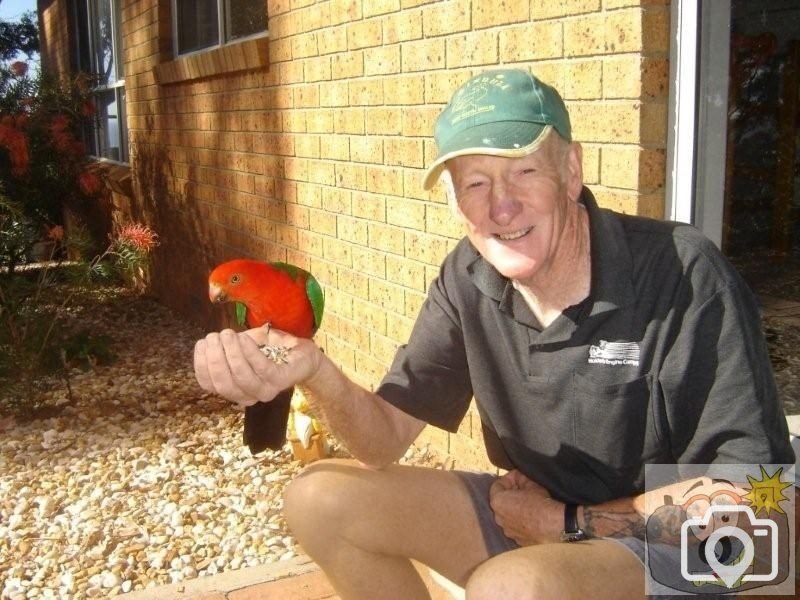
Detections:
[123, 554, 462, 599]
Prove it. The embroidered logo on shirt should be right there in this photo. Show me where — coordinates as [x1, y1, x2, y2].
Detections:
[588, 340, 640, 366]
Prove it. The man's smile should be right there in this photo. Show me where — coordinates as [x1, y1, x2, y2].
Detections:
[495, 226, 534, 241]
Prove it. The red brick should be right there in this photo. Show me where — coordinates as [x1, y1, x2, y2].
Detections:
[227, 570, 338, 600]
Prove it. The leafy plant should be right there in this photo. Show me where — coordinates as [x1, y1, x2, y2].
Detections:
[0, 222, 158, 417]
[0, 59, 103, 271]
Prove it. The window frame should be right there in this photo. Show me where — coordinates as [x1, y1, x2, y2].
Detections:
[171, 0, 268, 58]
[73, 0, 129, 164]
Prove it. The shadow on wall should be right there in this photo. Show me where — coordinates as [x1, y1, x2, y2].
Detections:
[128, 141, 222, 329]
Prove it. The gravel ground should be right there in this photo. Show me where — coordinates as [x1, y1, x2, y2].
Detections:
[0, 286, 446, 599]
[0, 287, 309, 598]
[0, 274, 797, 599]
[734, 254, 800, 415]
[764, 317, 800, 415]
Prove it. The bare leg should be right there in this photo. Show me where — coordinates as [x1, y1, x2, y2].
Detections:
[465, 538, 645, 600]
[283, 459, 490, 600]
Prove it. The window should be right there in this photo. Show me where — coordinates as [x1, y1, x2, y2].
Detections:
[74, 0, 128, 163]
[173, 0, 267, 56]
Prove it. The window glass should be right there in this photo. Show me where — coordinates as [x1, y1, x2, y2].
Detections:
[74, 0, 128, 163]
[96, 89, 122, 161]
[90, 0, 116, 84]
[177, 0, 220, 54]
[226, 0, 266, 41]
[174, 0, 266, 55]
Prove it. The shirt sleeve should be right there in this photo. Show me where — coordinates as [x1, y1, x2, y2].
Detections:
[660, 272, 795, 466]
[375, 272, 473, 433]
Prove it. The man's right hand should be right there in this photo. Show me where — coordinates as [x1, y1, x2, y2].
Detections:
[193, 327, 322, 409]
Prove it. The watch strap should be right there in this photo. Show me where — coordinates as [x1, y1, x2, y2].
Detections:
[561, 503, 588, 542]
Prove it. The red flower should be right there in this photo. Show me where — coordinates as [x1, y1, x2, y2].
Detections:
[0, 123, 30, 176]
[47, 225, 65, 242]
[49, 114, 74, 153]
[70, 139, 87, 156]
[78, 170, 103, 196]
[116, 223, 159, 252]
[50, 114, 69, 132]
[10, 61, 28, 77]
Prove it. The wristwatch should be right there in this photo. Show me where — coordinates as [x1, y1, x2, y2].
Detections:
[560, 503, 588, 542]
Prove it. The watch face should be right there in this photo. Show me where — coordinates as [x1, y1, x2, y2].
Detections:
[561, 530, 588, 543]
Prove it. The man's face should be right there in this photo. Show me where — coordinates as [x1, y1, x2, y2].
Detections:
[447, 138, 583, 283]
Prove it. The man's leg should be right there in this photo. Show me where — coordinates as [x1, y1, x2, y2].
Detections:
[465, 538, 645, 600]
[282, 459, 490, 600]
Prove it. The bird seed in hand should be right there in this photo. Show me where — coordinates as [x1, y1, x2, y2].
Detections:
[258, 345, 291, 364]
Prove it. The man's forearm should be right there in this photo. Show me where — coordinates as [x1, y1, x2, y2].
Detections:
[300, 349, 425, 468]
[580, 478, 727, 543]
[581, 498, 647, 540]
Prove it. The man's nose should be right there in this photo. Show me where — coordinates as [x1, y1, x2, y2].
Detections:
[489, 181, 521, 225]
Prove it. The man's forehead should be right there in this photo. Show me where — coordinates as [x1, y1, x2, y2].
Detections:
[447, 145, 555, 175]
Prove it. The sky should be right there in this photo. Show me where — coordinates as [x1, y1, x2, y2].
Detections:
[0, 0, 36, 21]
[0, 0, 39, 65]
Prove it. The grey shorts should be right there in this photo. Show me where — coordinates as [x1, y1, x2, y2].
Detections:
[454, 470, 647, 562]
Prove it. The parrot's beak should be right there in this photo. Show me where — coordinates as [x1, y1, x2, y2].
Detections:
[209, 282, 227, 303]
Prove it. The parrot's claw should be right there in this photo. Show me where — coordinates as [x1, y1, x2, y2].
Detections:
[258, 344, 291, 364]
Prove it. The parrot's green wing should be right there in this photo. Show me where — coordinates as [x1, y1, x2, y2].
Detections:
[271, 262, 325, 332]
[304, 273, 325, 331]
[235, 302, 248, 328]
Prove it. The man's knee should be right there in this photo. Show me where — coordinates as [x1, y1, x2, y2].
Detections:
[282, 459, 366, 544]
[465, 552, 559, 600]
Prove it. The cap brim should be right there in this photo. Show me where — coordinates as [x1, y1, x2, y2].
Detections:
[422, 123, 553, 190]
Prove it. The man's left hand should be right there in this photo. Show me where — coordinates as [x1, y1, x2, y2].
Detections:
[489, 470, 565, 545]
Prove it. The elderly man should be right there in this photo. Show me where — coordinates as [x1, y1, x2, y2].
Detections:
[194, 69, 795, 599]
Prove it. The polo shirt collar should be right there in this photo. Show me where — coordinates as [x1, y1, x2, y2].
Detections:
[583, 188, 636, 316]
[466, 244, 542, 329]
[465, 187, 636, 328]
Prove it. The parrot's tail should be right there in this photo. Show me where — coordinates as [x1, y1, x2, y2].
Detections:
[243, 387, 294, 454]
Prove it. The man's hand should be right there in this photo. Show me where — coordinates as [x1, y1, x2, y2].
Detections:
[489, 470, 564, 545]
[194, 327, 322, 409]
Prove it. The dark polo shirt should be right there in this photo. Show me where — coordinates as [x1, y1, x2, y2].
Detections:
[376, 188, 795, 505]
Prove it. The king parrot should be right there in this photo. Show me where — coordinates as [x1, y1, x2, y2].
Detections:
[208, 259, 324, 454]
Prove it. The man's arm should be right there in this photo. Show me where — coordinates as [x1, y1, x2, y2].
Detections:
[490, 471, 795, 546]
[300, 346, 427, 468]
[489, 470, 657, 545]
[194, 327, 426, 468]
[581, 492, 676, 543]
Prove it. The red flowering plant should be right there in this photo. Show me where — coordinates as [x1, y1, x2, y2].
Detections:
[0, 220, 159, 416]
[0, 62, 104, 273]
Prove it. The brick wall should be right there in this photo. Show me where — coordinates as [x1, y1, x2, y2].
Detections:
[40, 0, 671, 470]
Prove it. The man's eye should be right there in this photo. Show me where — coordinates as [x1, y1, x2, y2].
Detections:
[466, 181, 484, 189]
[518, 168, 536, 176]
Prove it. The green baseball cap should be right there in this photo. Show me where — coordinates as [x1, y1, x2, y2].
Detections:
[423, 68, 572, 190]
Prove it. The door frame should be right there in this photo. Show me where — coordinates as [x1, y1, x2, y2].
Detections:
[665, 0, 731, 248]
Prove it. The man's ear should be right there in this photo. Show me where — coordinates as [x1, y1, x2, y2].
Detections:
[565, 142, 584, 201]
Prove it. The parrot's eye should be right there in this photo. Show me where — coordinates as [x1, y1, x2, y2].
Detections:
[230, 274, 241, 284]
